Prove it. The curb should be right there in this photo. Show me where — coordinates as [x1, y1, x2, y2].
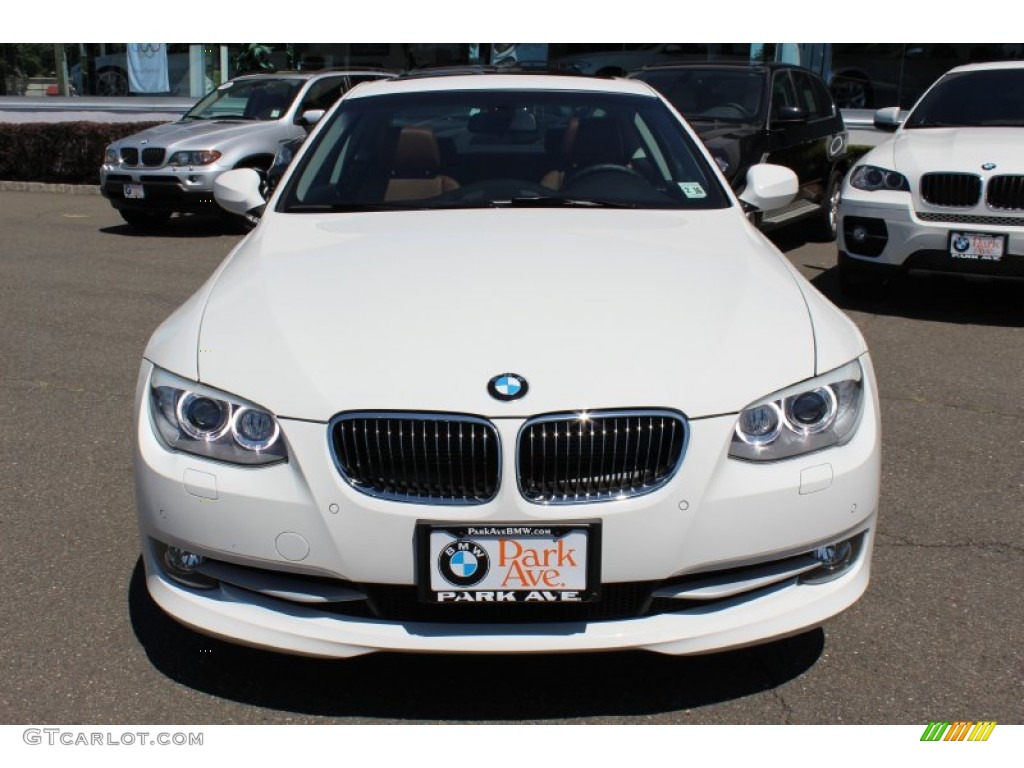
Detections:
[0, 180, 101, 195]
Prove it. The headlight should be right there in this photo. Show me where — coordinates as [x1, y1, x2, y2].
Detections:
[167, 150, 222, 166]
[729, 360, 865, 461]
[849, 165, 910, 192]
[104, 146, 119, 165]
[149, 367, 287, 465]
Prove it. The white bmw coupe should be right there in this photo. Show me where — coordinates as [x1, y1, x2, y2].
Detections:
[133, 72, 881, 658]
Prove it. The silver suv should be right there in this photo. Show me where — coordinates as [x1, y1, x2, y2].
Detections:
[100, 69, 393, 229]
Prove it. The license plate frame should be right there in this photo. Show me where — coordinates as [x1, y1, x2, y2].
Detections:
[949, 231, 1005, 261]
[417, 521, 601, 604]
[123, 183, 145, 200]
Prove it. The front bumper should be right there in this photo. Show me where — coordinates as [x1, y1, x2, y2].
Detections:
[839, 190, 1024, 278]
[100, 165, 226, 214]
[133, 358, 882, 657]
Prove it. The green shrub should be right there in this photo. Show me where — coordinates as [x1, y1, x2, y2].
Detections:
[0, 121, 164, 184]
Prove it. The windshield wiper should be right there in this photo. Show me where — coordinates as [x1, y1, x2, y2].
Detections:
[288, 202, 447, 212]
[498, 196, 636, 209]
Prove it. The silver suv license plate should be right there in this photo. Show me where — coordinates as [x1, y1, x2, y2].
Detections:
[418, 522, 601, 604]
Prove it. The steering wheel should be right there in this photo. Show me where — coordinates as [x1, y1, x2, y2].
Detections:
[443, 178, 554, 202]
[701, 103, 749, 119]
[564, 164, 646, 188]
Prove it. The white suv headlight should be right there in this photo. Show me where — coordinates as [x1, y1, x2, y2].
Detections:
[729, 359, 865, 461]
[849, 165, 910, 192]
[148, 367, 287, 465]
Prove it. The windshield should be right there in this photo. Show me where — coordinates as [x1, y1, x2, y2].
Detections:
[279, 88, 729, 212]
[632, 68, 766, 124]
[184, 78, 303, 121]
[905, 69, 1024, 128]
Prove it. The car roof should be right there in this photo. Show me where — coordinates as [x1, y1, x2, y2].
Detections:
[632, 61, 811, 76]
[343, 72, 660, 99]
[944, 60, 1024, 75]
[230, 68, 397, 83]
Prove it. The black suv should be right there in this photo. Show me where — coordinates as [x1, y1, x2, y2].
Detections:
[631, 62, 849, 240]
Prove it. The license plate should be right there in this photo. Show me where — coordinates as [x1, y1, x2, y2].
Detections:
[418, 522, 600, 604]
[949, 231, 1004, 261]
[123, 183, 145, 200]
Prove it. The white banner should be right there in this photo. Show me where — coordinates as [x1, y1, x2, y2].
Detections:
[127, 44, 169, 93]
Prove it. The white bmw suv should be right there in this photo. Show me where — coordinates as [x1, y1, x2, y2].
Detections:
[839, 61, 1024, 295]
[133, 72, 881, 658]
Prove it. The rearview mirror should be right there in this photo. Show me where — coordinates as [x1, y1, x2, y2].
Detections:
[739, 164, 798, 212]
[300, 109, 325, 127]
[214, 168, 266, 217]
[873, 106, 902, 132]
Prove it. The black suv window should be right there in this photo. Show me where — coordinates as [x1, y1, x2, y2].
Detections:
[792, 71, 830, 120]
[770, 71, 798, 119]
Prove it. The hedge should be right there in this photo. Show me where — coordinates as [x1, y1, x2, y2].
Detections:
[0, 121, 164, 185]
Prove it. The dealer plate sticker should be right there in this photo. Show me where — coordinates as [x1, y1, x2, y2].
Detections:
[949, 231, 1004, 261]
[420, 523, 598, 603]
[123, 183, 145, 199]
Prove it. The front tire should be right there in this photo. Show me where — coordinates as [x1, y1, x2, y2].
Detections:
[814, 171, 843, 242]
[119, 210, 172, 230]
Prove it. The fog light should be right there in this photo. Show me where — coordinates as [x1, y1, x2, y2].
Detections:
[155, 541, 218, 590]
[165, 546, 205, 572]
[801, 534, 861, 584]
[813, 541, 852, 571]
[851, 225, 868, 243]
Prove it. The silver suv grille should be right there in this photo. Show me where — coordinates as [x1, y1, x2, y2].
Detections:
[518, 410, 687, 504]
[141, 148, 166, 166]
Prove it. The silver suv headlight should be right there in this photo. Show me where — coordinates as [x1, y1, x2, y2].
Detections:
[729, 359, 865, 462]
[148, 367, 287, 466]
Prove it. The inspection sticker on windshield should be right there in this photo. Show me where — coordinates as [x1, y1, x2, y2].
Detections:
[679, 182, 707, 199]
[418, 522, 601, 603]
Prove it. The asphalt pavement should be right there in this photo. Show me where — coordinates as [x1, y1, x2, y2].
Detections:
[0, 191, 1020, 725]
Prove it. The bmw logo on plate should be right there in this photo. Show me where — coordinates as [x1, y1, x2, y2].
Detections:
[488, 373, 529, 402]
[438, 540, 490, 587]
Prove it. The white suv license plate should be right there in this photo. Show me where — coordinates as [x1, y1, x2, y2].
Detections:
[123, 183, 145, 200]
[949, 231, 1005, 261]
[419, 522, 600, 604]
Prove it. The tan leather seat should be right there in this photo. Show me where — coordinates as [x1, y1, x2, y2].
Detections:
[384, 127, 459, 202]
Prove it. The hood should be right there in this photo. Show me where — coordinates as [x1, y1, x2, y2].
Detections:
[115, 119, 284, 149]
[893, 127, 1024, 173]
[193, 209, 816, 421]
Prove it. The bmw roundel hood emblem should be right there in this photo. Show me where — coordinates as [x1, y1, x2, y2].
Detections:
[982, 162, 997, 171]
[488, 373, 528, 401]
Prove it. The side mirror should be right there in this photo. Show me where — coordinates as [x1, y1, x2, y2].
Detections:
[739, 164, 798, 212]
[873, 106, 902, 132]
[772, 105, 808, 125]
[214, 168, 266, 217]
[299, 109, 325, 126]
